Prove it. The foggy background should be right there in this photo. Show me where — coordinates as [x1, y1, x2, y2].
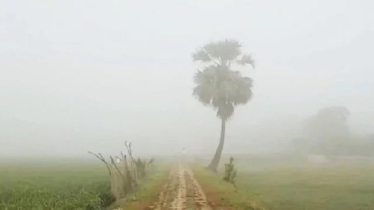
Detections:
[1, 0, 373, 158]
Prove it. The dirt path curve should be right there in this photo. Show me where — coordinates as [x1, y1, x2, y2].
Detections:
[149, 162, 212, 210]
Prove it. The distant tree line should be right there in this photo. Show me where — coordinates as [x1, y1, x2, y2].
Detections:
[293, 106, 374, 157]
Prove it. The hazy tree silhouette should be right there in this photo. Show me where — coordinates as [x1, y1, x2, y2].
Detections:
[303, 106, 351, 156]
[306, 106, 350, 138]
[192, 39, 255, 171]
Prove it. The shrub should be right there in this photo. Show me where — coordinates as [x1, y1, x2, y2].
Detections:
[223, 157, 237, 186]
[88, 141, 152, 201]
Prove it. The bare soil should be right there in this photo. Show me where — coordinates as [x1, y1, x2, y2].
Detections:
[148, 163, 213, 210]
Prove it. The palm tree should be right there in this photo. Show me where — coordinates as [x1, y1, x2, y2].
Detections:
[192, 39, 255, 171]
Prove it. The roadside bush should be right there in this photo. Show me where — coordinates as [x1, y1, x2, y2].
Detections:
[223, 157, 237, 186]
[88, 141, 153, 202]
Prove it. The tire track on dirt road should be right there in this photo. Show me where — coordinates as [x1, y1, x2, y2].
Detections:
[149, 163, 212, 210]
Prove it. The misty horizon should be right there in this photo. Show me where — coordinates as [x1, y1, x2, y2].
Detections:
[1, 0, 373, 158]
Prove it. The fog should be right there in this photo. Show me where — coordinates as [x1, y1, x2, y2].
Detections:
[1, 0, 373, 158]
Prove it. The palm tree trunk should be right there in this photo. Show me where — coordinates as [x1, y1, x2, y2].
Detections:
[207, 119, 226, 172]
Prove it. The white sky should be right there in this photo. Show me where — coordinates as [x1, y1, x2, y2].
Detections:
[1, 0, 373, 157]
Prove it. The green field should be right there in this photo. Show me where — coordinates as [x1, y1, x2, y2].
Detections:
[234, 158, 374, 210]
[2, 157, 374, 210]
[0, 160, 111, 210]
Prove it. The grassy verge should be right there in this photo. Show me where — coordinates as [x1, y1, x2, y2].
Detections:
[109, 164, 171, 210]
[192, 165, 265, 210]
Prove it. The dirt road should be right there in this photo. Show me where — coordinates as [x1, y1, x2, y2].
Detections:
[149, 163, 213, 210]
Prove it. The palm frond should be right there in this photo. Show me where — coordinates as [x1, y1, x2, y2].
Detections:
[192, 49, 211, 62]
[217, 102, 234, 121]
[193, 85, 211, 105]
[203, 39, 242, 63]
[193, 68, 252, 119]
[238, 54, 255, 68]
[233, 77, 253, 105]
[193, 68, 219, 106]
[191, 39, 255, 120]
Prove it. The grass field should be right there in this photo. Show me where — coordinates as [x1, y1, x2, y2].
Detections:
[0, 159, 110, 210]
[216, 157, 374, 210]
[2, 157, 374, 210]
